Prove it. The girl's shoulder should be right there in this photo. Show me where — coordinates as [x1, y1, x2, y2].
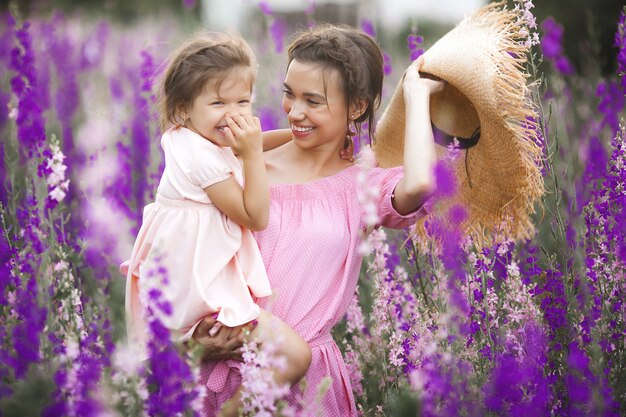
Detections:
[165, 127, 222, 153]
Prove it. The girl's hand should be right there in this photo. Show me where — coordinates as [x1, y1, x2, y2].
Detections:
[224, 115, 263, 158]
[403, 56, 445, 101]
[191, 315, 257, 362]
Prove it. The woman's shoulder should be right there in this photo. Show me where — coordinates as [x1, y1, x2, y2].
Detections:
[263, 140, 289, 162]
[263, 142, 293, 175]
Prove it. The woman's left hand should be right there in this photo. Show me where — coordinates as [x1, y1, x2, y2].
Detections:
[403, 56, 445, 100]
[191, 315, 255, 362]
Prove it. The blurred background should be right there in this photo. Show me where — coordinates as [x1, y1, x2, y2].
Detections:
[3, 0, 623, 76]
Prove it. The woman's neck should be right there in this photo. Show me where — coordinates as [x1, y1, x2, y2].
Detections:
[266, 140, 353, 183]
[295, 141, 346, 168]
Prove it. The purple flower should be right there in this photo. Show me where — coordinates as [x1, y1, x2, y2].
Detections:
[105, 49, 158, 235]
[12, 277, 48, 379]
[46, 13, 80, 165]
[383, 52, 392, 76]
[258, 0, 272, 15]
[109, 76, 124, 100]
[555, 55, 574, 75]
[565, 342, 595, 415]
[540, 17, 574, 76]
[537, 267, 568, 338]
[540, 18, 563, 59]
[258, 106, 279, 131]
[433, 161, 457, 199]
[418, 354, 478, 417]
[596, 81, 625, 135]
[80, 21, 110, 70]
[360, 19, 376, 37]
[10, 21, 47, 159]
[142, 266, 201, 416]
[269, 18, 286, 54]
[407, 33, 424, 61]
[483, 323, 549, 416]
[448, 204, 467, 228]
[578, 135, 608, 209]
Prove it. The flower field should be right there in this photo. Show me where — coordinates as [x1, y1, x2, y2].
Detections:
[0, 1, 625, 416]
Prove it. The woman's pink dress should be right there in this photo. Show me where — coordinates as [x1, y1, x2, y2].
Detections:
[201, 164, 421, 416]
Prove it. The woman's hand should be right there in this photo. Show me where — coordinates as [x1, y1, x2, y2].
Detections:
[402, 56, 445, 101]
[191, 315, 256, 362]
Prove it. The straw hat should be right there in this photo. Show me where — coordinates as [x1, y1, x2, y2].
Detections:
[373, 1, 544, 246]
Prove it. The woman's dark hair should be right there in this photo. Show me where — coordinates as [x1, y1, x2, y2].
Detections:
[158, 31, 257, 131]
[287, 24, 384, 141]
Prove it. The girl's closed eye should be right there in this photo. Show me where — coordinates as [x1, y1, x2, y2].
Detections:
[282, 89, 294, 97]
[211, 101, 224, 106]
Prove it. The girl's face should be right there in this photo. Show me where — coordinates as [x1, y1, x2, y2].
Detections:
[282, 60, 356, 151]
[184, 67, 253, 147]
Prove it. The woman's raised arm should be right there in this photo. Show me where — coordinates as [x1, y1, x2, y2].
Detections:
[392, 58, 444, 215]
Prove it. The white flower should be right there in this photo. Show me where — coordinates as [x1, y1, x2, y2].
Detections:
[409, 369, 425, 391]
[507, 261, 520, 278]
[49, 186, 67, 202]
[46, 139, 70, 202]
[54, 260, 69, 272]
[46, 171, 64, 187]
[356, 146, 381, 231]
[7, 291, 16, 305]
[112, 342, 144, 375]
[64, 339, 80, 360]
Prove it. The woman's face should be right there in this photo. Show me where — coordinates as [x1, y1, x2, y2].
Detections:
[282, 60, 353, 150]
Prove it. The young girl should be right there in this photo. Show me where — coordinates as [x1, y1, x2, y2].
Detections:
[122, 31, 311, 417]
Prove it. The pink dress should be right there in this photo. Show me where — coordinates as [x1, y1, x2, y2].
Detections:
[201, 164, 421, 416]
[124, 127, 272, 353]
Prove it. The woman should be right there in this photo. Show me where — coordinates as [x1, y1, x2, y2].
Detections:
[193, 24, 443, 416]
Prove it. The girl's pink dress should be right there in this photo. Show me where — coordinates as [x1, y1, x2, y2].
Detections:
[201, 165, 421, 416]
[124, 127, 271, 352]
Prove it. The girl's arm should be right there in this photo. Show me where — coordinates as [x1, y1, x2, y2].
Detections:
[392, 57, 445, 215]
[262, 128, 292, 151]
[204, 115, 269, 231]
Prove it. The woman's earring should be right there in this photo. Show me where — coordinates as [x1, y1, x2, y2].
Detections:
[340, 129, 356, 162]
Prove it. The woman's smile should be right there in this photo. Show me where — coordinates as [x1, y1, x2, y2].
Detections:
[291, 123, 316, 138]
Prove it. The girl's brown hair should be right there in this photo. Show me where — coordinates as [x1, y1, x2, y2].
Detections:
[158, 31, 257, 131]
[286, 24, 384, 141]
